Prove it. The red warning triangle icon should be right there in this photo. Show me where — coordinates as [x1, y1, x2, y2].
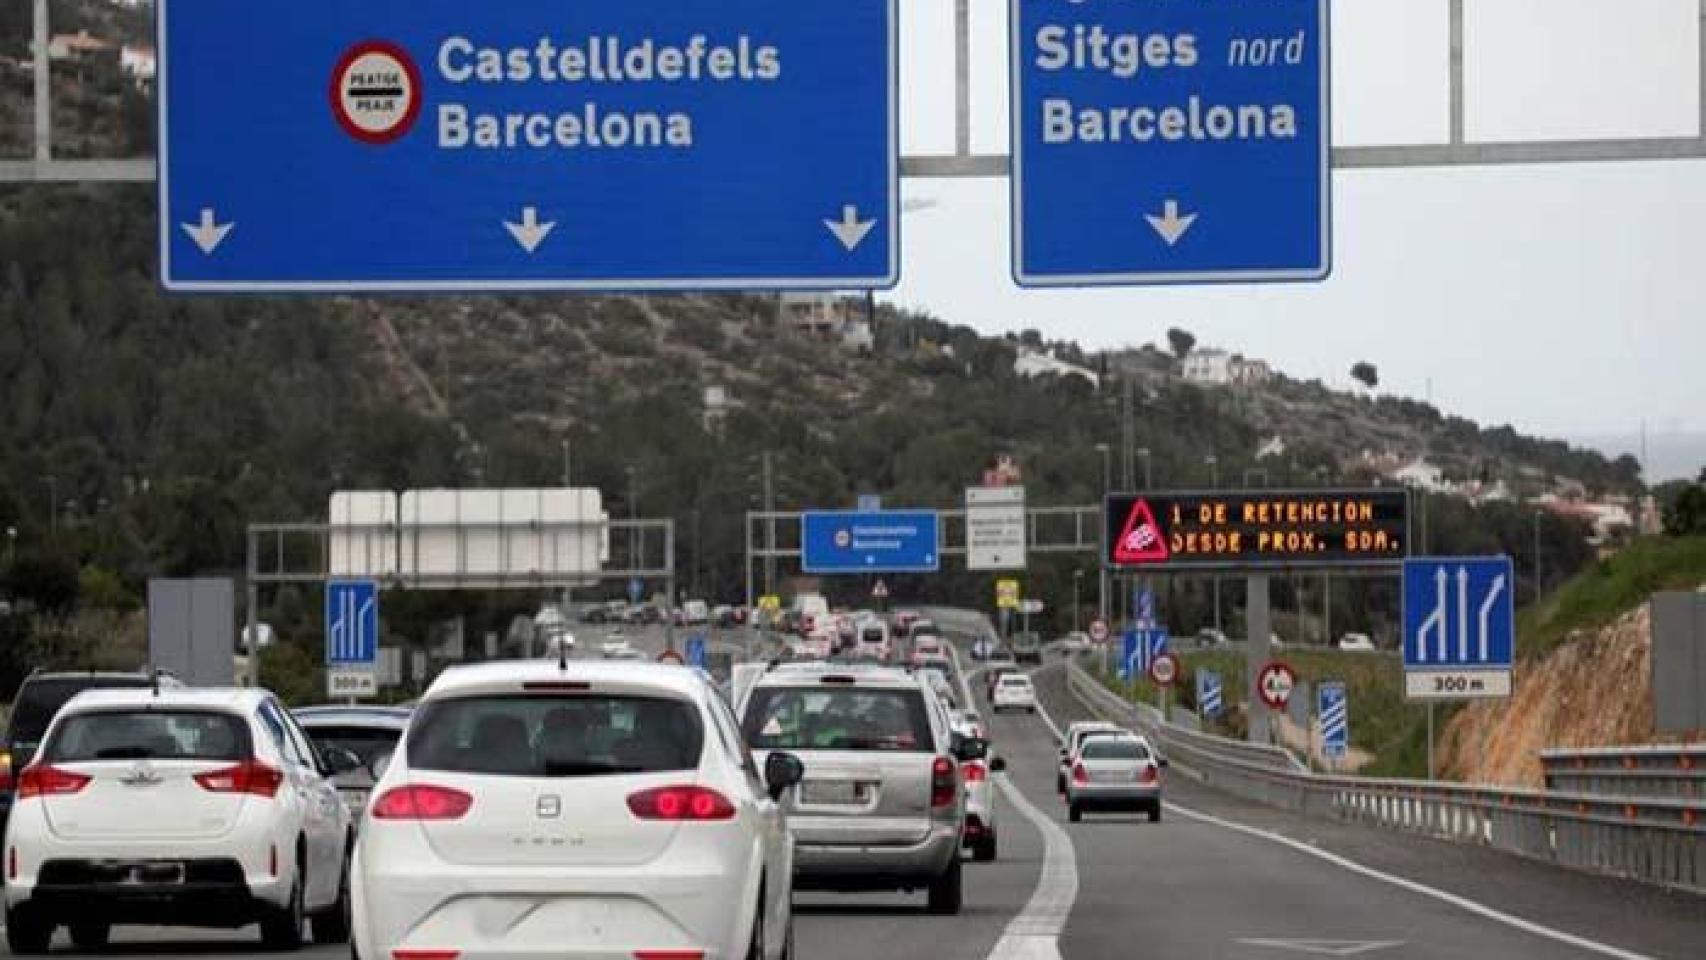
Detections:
[1113, 499, 1170, 564]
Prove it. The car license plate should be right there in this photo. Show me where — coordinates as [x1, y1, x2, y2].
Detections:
[112, 862, 185, 885]
[803, 781, 867, 804]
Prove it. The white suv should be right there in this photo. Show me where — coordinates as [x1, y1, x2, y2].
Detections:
[3, 688, 354, 953]
[991, 674, 1036, 714]
[352, 660, 803, 960]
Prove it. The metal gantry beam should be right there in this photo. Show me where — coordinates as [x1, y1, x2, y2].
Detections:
[10, 1, 1706, 180]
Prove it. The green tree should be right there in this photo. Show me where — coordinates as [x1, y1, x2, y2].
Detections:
[1167, 328, 1196, 359]
[1351, 362, 1379, 390]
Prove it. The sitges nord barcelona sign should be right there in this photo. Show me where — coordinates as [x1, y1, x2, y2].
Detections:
[1104, 490, 1410, 570]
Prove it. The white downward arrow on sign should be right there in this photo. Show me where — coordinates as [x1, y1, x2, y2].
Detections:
[181, 208, 234, 255]
[824, 205, 877, 251]
[1145, 200, 1197, 246]
[504, 206, 556, 254]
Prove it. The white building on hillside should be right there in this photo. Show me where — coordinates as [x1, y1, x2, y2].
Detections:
[1183, 348, 1233, 384]
[1015, 349, 1099, 388]
[1392, 458, 1451, 493]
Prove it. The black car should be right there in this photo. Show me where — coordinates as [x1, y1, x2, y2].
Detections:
[0, 671, 179, 832]
[1010, 632, 1043, 665]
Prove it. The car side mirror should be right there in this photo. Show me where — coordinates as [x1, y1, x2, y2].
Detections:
[1158, 757, 1170, 769]
[764, 752, 804, 801]
[954, 737, 989, 763]
[989, 755, 1007, 773]
[322, 747, 364, 777]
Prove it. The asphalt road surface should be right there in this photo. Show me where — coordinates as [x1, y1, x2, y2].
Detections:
[13, 657, 1702, 960]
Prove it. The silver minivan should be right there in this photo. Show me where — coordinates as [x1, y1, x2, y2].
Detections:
[738, 662, 986, 914]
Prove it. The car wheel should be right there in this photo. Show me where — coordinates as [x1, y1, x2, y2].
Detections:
[311, 851, 352, 945]
[973, 834, 998, 863]
[1149, 803, 1163, 824]
[261, 858, 305, 951]
[1068, 804, 1082, 823]
[6, 905, 54, 955]
[70, 921, 111, 950]
[926, 854, 963, 915]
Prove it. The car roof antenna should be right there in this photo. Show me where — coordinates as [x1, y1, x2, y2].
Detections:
[557, 637, 569, 672]
[150, 666, 161, 698]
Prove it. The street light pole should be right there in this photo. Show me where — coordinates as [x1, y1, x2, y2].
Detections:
[560, 440, 573, 608]
[762, 451, 776, 598]
[1533, 510, 1544, 600]
[1138, 448, 1153, 490]
[1207, 456, 1221, 631]
[625, 466, 638, 579]
[1094, 444, 1112, 622]
[1073, 569, 1083, 632]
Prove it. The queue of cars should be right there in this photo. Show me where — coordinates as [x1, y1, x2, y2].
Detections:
[0, 621, 1004, 954]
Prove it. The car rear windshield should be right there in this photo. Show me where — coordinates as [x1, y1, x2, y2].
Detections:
[1082, 740, 1150, 761]
[407, 695, 703, 777]
[8, 677, 154, 745]
[43, 710, 250, 763]
[301, 725, 402, 769]
[1000, 677, 1031, 687]
[742, 687, 932, 752]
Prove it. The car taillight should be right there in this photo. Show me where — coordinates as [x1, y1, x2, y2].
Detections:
[371, 785, 474, 821]
[193, 760, 283, 798]
[0, 751, 13, 793]
[962, 762, 987, 784]
[1071, 763, 1088, 785]
[16, 765, 92, 799]
[1139, 765, 1159, 784]
[627, 786, 735, 821]
[930, 756, 958, 808]
[393, 951, 461, 960]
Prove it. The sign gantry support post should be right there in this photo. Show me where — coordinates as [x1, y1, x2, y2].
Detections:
[1246, 574, 1272, 745]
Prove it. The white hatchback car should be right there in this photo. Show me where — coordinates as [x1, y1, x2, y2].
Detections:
[4, 688, 354, 953]
[991, 674, 1036, 714]
[352, 660, 803, 960]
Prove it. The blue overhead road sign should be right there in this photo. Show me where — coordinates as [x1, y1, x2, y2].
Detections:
[1403, 557, 1516, 700]
[802, 511, 939, 574]
[158, 0, 897, 292]
[1319, 681, 1347, 759]
[1011, 0, 1330, 285]
[685, 634, 707, 669]
[326, 580, 379, 666]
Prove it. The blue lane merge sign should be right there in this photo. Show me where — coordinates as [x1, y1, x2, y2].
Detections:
[1198, 670, 1222, 717]
[157, 0, 897, 292]
[1010, 0, 1330, 286]
[325, 580, 379, 666]
[802, 511, 939, 574]
[1319, 681, 1347, 759]
[1402, 557, 1516, 701]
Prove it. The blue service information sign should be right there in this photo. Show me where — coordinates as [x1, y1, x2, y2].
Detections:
[1010, 0, 1330, 286]
[157, 0, 897, 292]
[802, 511, 939, 574]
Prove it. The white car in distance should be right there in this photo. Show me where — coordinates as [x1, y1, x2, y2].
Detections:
[991, 674, 1037, 714]
[352, 660, 804, 960]
[4, 687, 354, 953]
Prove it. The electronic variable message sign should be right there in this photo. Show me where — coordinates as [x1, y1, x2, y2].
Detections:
[1104, 490, 1410, 570]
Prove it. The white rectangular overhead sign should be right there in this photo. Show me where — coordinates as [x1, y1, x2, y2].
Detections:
[966, 486, 1027, 571]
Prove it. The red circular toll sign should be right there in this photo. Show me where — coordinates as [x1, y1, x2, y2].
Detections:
[330, 40, 423, 145]
[1149, 652, 1180, 688]
[1257, 661, 1296, 711]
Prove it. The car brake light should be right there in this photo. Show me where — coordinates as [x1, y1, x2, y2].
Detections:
[371, 785, 474, 821]
[393, 951, 461, 960]
[1139, 765, 1159, 784]
[930, 757, 958, 808]
[634, 952, 704, 960]
[522, 681, 591, 692]
[17, 765, 92, 799]
[819, 675, 857, 685]
[627, 786, 735, 821]
[1072, 763, 1089, 785]
[962, 762, 987, 783]
[194, 760, 283, 798]
[0, 751, 12, 792]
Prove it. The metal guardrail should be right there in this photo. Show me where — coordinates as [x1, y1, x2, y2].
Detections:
[1542, 745, 1706, 802]
[1064, 661, 1706, 894]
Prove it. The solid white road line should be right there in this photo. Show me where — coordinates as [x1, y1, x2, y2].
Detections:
[1165, 802, 1660, 960]
[987, 773, 1079, 960]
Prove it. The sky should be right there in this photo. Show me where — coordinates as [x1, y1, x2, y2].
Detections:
[882, 0, 1706, 450]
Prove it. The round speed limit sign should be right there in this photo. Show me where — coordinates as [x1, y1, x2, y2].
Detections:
[1088, 618, 1110, 643]
[1149, 652, 1180, 688]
